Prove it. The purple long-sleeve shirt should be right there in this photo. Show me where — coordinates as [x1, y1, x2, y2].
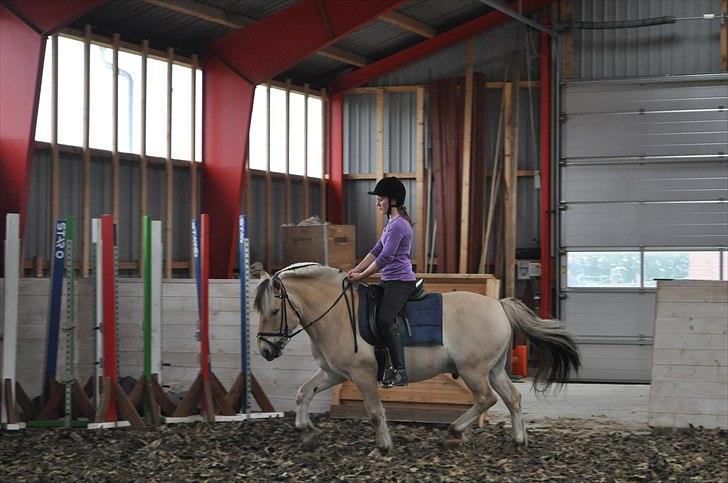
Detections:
[370, 216, 416, 282]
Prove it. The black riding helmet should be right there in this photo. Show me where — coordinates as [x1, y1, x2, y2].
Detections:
[367, 176, 406, 207]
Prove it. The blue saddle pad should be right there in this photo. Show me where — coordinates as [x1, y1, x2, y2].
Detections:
[358, 285, 443, 347]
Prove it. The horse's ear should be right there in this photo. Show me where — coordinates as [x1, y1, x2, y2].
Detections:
[271, 277, 282, 292]
[260, 270, 271, 281]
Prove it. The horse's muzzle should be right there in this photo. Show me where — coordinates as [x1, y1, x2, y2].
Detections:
[259, 340, 282, 361]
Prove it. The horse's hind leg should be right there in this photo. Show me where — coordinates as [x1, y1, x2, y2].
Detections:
[489, 349, 527, 446]
[296, 369, 345, 442]
[350, 369, 392, 455]
[446, 367, 498, 446]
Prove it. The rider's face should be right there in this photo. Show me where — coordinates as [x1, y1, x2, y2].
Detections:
[376, 196, 389, 214]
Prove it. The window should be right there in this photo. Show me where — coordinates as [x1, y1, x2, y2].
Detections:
[35, 34, 201, 162]
[289, 92, 305, 176]
[247, 85, 325, 178]
[307, 96, 323, 178]
[248, 85, 268, 170]
[567, 252, 641, 288]
[567, 250, 724, 288]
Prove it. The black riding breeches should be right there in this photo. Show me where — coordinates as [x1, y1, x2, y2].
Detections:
[376, 280, 416, 333]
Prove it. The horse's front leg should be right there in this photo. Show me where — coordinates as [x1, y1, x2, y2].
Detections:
[296, 368, 344, 441]
[350, 369, 392, 455]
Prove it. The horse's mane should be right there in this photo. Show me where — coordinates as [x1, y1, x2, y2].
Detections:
[253, 263, 342, 312]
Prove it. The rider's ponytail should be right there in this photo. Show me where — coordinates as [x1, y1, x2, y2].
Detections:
[397, 205, 414, 226]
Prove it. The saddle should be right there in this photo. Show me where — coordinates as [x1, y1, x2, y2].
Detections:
[358, 280, 443, 382]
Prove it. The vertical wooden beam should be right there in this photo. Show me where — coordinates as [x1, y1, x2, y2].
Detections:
[189, 54, 198, 278]
[721, 0, 727, 71]
[50, 35, 59, 229]
[303, 83, 310, 218]
[320, 88, 327, 221]
[112, 34, 120, 222]
[375, 89, 385, 235]
[559, 0, 573, 79]
[503, 81, 519, 298]
[285, 79, 292, 224]
[165, 47, 174, 279]
[458, 39, 475, 274]
[140, 39, 149, 278]
[265, 84, 273, 270]
[82, 26, 92, 278]
[415, 87, 426, 272]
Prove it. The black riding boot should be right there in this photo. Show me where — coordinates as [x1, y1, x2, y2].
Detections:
[381, 324, 408, 388]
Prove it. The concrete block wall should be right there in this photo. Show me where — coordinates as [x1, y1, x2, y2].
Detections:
[0, 278, 332, 414]
[648, 280, 728, 429]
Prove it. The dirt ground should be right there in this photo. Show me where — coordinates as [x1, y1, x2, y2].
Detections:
[1, 415, 725, 481]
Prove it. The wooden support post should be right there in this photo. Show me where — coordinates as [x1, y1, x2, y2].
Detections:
[721, 0, 727, 71]
[285, 79, 292, 224]
[375, 89, 385, 235]
[50, 34, 59, 231]
[458, 39, 475, 274]
[503, 80, 519, 298]
[415, 87, 426, 272]
[112, 34, 120, 222]
[559, 0, 573, 79]
[165, 47, 174, 279]
[140, 39, 149, 277]
[82, 25, 92, 278]
[265, 84, 273, 270]
[190, 54, 198, 278]
[303, 83, 310, 218]
[320, 88, 327, 220]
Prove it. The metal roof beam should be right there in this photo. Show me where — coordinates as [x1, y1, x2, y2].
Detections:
[380, 10, 436, 38]
[477, 0, 557, 36]
[143, 0, 376, 68]
[328, 0, 554, 95]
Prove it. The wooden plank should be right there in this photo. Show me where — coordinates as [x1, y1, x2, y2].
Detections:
[165, 46, 174, 279]
[189, 54, 198, 278]
[415, 87, 426, 272]
[82, 25, 92, 277]
[113, 382, 145, 428]
[251, 374, 276, 412]
[375, 89, 385, 235]
[345, 172, 417, 180]
[458, 39, 475, 274]
[112, 33, 120, 222]
[722, 0, 727, 71]
[502, 80, 519, 297]
[172, 374, 202, 417]
[316, 46, 368, 67]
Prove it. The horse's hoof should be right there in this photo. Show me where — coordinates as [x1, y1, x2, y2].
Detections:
[300, 431, 318, 448]
[368, 446, 391, 457]
[444, 438, 463, 448]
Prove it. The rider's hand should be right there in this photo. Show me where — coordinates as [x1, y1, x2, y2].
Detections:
[347, 272, 363, 282]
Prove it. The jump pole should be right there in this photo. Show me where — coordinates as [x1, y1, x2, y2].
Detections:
[2, 214, 24, 430]
[168, 214, 234, 423]
[226, 215, 282, 420]
[128, 216, 176, 423]
[34, 217, 93, 427]
[88, 214, 144, 429]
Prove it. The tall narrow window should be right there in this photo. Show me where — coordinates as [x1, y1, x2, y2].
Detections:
[269, 87, 286, 173]
[145, 56, 168, 158]
[171, 63, 192, 160]
[307, 96, 323, 178]
[248, 85, 268, 170]
[35, 40, 52, 143]
[289, 92, 305, 176]
[118, 50, 142, 154]
[58, 37, 84, 147]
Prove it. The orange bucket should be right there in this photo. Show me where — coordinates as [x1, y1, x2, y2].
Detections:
[511, 345, 528, 377]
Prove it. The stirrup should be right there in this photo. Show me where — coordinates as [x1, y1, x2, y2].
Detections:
[380, 368, 408, 388]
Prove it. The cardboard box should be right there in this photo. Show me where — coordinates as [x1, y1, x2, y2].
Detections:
[281, 224, 355, 270]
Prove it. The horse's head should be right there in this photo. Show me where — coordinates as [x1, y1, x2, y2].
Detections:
[254, 271, 300, 360]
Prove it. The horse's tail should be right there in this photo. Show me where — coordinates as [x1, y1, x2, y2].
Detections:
[499, 298, 580, 393]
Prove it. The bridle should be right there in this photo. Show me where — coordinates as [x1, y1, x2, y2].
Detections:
[256, 263, 359, 353]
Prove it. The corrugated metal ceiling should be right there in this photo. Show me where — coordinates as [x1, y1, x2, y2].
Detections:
[71, 0, 498, 87]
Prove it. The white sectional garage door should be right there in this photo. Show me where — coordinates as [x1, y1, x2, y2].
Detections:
[558, 75, 728, 382]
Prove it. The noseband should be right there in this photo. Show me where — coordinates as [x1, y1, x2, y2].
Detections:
[256, 264, 359, 353]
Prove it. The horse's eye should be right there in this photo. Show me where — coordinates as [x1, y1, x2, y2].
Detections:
[271, 309, 280, 316]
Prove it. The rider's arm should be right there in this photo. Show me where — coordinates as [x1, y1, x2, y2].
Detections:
[351, 252, 376, 273]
